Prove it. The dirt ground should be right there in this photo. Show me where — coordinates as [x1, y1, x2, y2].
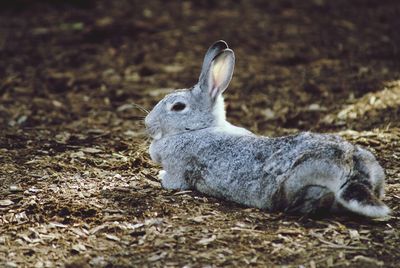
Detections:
[1, 0, 400, 267]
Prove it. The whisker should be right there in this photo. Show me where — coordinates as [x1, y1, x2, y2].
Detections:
[131, 103, 149, 114]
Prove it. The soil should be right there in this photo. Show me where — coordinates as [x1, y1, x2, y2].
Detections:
[1, 0, 400, 267]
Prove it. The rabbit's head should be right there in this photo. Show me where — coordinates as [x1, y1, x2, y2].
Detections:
[145, 40, 235, 140]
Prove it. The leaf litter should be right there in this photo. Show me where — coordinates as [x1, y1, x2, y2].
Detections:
[1, 0, 400, 267]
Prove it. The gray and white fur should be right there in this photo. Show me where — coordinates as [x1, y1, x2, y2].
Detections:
[145, 40, 390, 218]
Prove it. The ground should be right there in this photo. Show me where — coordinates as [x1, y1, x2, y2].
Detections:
[1, 0, 400, 267]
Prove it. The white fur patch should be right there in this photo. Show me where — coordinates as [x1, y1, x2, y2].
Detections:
[212, 95, 252, 136]
[339, 199, 391, 218]
[212, 95, 226, 125]
[219, 122, 253, 136]
[158, 170, 166, 180]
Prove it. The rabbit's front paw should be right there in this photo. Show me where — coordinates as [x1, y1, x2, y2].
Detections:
[159, 170, 189, 190]
[158, 170, 167, 180]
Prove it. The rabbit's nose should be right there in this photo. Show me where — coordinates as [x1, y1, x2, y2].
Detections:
[144, 115, 151, 128]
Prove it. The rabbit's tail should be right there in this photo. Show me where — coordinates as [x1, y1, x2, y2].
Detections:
[337, 181, 390, 218]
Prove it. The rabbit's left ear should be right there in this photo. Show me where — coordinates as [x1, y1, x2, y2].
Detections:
[199, 40, 228, 84]
[198, 49, 235, 102]
[207, 50, 235, 101]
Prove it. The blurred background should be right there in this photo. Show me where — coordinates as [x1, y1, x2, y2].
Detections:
[1, 0, 399, 135]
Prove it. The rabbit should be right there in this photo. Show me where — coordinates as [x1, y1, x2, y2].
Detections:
[145, 40, 390, 218]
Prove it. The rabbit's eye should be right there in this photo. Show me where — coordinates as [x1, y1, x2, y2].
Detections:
[171, 102, 186, 112]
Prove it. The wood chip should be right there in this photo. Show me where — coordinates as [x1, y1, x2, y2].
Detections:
[71, 243, 87, 252]
[348, 229, 360, 240]
[48, 222, 68, 228]
[9, 185, 22, 192]
[104, 233, 121, 241]
[197, 235, 216, 245]
[80, 147, 102, 154]
[0, 200, 14, 206]
[353, 255, 384, 266]
[147, 252, 167, 262]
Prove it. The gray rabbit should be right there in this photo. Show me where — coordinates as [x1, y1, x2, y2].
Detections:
[145, 40, 390, 218]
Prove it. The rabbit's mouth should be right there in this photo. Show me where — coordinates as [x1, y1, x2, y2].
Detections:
[146, 126, 163, 140]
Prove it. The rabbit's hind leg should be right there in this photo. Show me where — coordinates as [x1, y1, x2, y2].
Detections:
[285, 185, 335, 216]
[353, 146, 385, 198]
[337, 181, 390, 218]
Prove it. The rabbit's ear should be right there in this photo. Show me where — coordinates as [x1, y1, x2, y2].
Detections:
[207, 49, 235, 101]
[199, 40, 228, 83]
